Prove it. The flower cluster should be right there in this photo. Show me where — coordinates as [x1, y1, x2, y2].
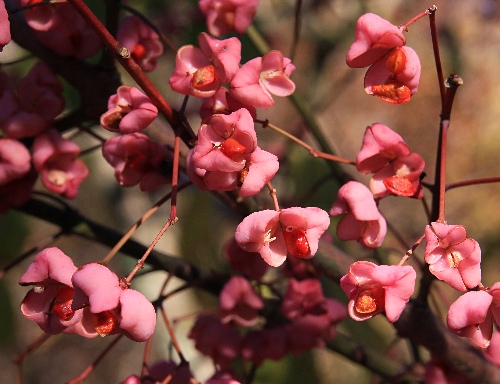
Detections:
[169, 32, 295, 111]
[117, 16, 163, 72]
[0, 62, 88, 210]
[199, 0, 260, 36]
[19, 248, 156, 342]
[187, 108, 279, 195]
[98, 86, 172, 191]
[189, 270, 346, 368]
[20, 0, 101, 59]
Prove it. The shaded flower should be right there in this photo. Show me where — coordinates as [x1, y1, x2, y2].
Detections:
[199, 0, 259, 36]
[0, 167, 37, 214]
[32, 129, 89, 199]
[242, 327, 288, 365]
[100, 86, 158, 134]
[0, 62, 64, 139]
[424, 222, 481, 292]
[21, 0, 101, 59]
[330, 181, 387, 249]
[117, 16, 163, 72]
[0, 138, 31, 185]
[340, 261, 416, 322]
[425, 355, 476, 384]
[188, 314, 241, 368]
[223, 237, 269, 281]
[219, 275, 264, 326]
[102, 133, 171, 191]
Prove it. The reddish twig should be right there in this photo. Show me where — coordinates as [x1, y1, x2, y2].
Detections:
[159, 306, 188, 364]
[66, 335, 124, 384]
[66, 0, 196, 146]
[257, 119, 355, 165]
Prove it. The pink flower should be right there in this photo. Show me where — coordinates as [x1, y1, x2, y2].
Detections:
[370, 152, 425, 198]
[219, 276, 264, 326]
[356, 123, 411, 174]
[0, 138, 31, 185]
[340, 261, 416, 323]
[281, 278, 327, 320]
[346, 14, 420, 104]
[356, 123, 425, 198]
[0, 167, 37, 214]
[169, 32, 241, 98]
[242, 327, 288, 365]
[223, 237, 269, 280]
[484, 332, 500, 367]
[32, 129, 89, 199]
[206, 372, 242, 384]
[447, 290, 493, 348]
[346, 13, 405, 68]
[71, 263, 156, 342]
[100, 86, 158, 134]
[199, 0, 260, 36]
[102, 133, 171, 191]
[488, 282, 500, 327]
[286, 298, 347, 354]
[425, 355, 475, 384]
[120, 360, 192, 384]
[235, 206, 330, 267]
[188, 314, 241, 368]
[0, 0, 10, 51]
[187, 146, 278, 196]
[117, 16, 163, 72]
[330, 181, 387, 249]
[21, 1, 101, 59]
[19, 248, 83, 335]
[200, 87, 256, 123]
[424, 222, 482, 292]
[364, 47, 421, 104]
[191, 109, 257, 173]
[0, 62, 64, 139]
[230, 50, 296, 109]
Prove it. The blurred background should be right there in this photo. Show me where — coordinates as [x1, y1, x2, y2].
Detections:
[2, 0, 500, 382]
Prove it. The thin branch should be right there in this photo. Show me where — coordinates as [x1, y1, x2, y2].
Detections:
[66, 0, 196, 146]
